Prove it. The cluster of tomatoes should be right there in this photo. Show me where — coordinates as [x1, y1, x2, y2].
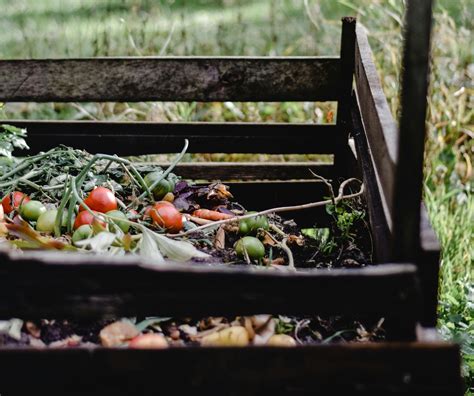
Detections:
[1, 177, 185, 246]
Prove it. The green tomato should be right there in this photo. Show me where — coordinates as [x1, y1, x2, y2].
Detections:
[106, 210, 130, 233]
[72, 225, 93, 245]
[144, 171, 174, 200]
[20, 200, 46, 221]
[238, 212, 269, 235]
[235, 236, 265, 260]
[36, 209, 67, 233]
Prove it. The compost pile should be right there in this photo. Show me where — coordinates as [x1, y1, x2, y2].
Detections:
[0, 316, 385, 349]
[0, 125, 370, 269]
[0, 125, 380, 349]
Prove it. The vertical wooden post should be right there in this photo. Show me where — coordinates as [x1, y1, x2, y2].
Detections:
[392, 0, 434, 262]
[335, 17, 356, 180]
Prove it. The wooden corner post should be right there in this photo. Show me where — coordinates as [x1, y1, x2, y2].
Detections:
[392, 0, 434, 261]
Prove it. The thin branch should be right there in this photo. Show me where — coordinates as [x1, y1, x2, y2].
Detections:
[171, 178, 364, 238]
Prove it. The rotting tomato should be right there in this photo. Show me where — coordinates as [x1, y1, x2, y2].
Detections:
[150, 202, 183, 233]
[144, 171, 175, 200]
[106, 210, 130, 233]
[74, 210, 106, 230]
[20, 200, 47, 222]
[234, 236, 265, 261]
[238, 211, 269, 235]
[1, 191, 30, 214]
[72, 224, 93, 245]
[80, 187, 117, 213]
[36, 209, 66, 233]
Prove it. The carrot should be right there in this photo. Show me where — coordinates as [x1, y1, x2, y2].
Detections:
[192, 209, 234, 221]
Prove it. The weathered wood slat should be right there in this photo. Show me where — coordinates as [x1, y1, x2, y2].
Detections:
[5, 120, 339, 155]
[354, 25, 398, 221]
[0, 252, 420, 321]
[0, 342, 462, 395]
[0, 57, 341, 102]
[161, 162, 334, 181]
[392, 0, 434, 261]
[350, 97, 392, 262]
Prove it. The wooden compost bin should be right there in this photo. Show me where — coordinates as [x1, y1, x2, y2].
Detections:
[0, 1, 463, 395]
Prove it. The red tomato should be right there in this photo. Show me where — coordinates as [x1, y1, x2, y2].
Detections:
[1, 191, 31, 214]
[150, 202, 183, 233]
[73, 210, 106, 230]
[81, 187, 117, 213]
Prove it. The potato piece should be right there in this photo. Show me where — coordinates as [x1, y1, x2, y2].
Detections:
[201, 326, 249, 347]
[267, 334, 297, 347]
[129, 333, 168, 349]
[100, 321, 139, 347]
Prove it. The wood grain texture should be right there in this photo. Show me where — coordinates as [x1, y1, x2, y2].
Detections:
[0, 342, 462, 395]
[392, 0, 434, 261]
[0, 249, 420, 322]
[354, 25, 398, 221]
[0, 57, 341, 102]
[350, 97, 392, 262]
[164, 162, 334, 181]
[6, 120, 339, 155]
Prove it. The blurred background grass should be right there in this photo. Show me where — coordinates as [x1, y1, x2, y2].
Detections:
[0, 0, 472, 388]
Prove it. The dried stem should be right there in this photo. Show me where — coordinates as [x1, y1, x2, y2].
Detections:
[171, 177, 364, 238]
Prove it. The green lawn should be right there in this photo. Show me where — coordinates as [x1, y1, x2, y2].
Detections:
[0, 0, 473, 390]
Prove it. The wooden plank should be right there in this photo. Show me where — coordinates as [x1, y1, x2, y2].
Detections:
[0, 252, 420, 322]
[335, 17, 357, 178]
[5, 120, 339, 155]
[418, 203, 440, 327]
[392, 0, 434, 261]
[0, 57, 341, 102]
[0, 342, 462, 395]
[164, 162, 334, 181]
[350, 97, 392, 262]
[354, 24, 398, 220]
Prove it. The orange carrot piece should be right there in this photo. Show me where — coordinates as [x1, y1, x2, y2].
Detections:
[192, 209, 234, 221]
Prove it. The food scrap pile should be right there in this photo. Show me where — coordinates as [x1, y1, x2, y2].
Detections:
[0, 125, 371, 269]
[0, 315, 385, 349]
[0, 125, 382, 349]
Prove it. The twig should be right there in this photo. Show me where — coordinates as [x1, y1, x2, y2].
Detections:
[170, 178, 364, 238]
[280, 237, 295, 271]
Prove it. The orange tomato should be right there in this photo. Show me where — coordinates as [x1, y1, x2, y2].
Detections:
[150, 202, 183, 233]
[73, 210, 106, 230]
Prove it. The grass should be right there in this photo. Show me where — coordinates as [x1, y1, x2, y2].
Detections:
[0, 0, 472, 391]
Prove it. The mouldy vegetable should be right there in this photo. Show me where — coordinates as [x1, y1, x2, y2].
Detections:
[201, 326, 250, 347]
[234, 236, 265, 261]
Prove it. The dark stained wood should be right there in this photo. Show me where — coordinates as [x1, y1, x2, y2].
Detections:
[0, 57, 341, 102]
[335, 17, 357, 178]
[0, 251, 420, 323]
[392, 0, 434, 262]
[354, 24, 398, 222]
[350, 96, 392, 262]
[0, 342, 462, 395]
[418, 203, 440, 327]
[165, 162, 334, 181]
[6, 120, 339, 155]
